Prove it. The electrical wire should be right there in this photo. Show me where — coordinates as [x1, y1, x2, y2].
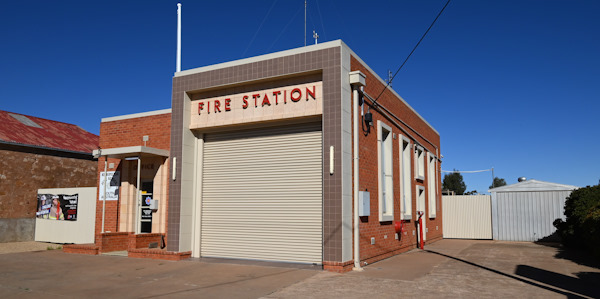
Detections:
[442, 169, 492, 173]
[372, 0, 451, 105]
[360, 89, 438, 155]
[242, 0, 279, 58]
[267, 6, 303, 51]
[315, 0, 326, 40]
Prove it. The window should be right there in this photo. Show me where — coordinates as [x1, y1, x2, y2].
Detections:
[416, 185, 426, 216]
[427, 153, 437, 218]
[377, 120, 393, 222]
[400, 136, 412, 220]
[415, 145, 425, 180]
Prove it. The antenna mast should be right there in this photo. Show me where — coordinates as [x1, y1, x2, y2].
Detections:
[176, 3, 182, 72]
[304, 0, 307, 46]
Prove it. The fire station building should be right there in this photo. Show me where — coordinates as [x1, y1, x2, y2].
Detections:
[78, 40, 442, 272]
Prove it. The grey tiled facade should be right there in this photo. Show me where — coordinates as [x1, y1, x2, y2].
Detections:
[168, 44, 346, 262]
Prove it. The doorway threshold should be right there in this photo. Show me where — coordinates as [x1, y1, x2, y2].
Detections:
[102, 250, 128, 257]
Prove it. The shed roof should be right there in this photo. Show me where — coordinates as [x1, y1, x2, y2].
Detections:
[488, 179, 578, 193]
[0, 110, 99, 155]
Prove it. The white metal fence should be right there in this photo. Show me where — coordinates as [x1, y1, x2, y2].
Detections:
[442, 195, 492, 239]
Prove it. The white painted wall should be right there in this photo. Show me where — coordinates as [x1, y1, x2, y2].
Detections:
[35, 187, 97, 244]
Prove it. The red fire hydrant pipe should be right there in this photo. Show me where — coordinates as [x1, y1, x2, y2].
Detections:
[417, 211, 424, 249]
[419, 217, 424, 249]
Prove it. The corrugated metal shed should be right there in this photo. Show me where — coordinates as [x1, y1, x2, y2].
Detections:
[0, 110, 98, 154]
[489, 179, 578, 242]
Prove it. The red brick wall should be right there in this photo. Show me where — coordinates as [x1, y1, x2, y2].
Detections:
[133, 233, 163, 249]
[0, 149, 97, 219]
[99, 113, 171, 150]
[94, 157, 122, 238]
[95, 112, 171, 242]
[99, 232, 130, 252]
[351, 56, 443, 265]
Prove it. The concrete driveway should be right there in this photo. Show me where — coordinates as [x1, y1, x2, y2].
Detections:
[0, 240, 598, 298]
[267, 240, 600, 298]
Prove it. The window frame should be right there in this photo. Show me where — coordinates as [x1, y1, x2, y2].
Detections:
[414, 145, 425, 181]
[399, 136, 412, 220]
[427, 152, 437, 219]
[377, 120, 394, 222]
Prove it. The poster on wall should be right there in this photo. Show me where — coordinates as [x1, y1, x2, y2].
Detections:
[36, 194, 78, 221]
[99, 171, 120, 201]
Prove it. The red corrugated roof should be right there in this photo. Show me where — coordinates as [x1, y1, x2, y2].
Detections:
[0, 110, 99, 154]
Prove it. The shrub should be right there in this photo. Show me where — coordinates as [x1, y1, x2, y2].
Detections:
[554, 184, 600, 257]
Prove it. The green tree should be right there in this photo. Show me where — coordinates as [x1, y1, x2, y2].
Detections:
[554, 184, 600, 258]
[442, 170, 467, 195]
[489, 177, 507, 189]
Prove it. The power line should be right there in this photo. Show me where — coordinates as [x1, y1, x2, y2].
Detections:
[372, 0, 451, 105]
[242, 0, 279, 57]
[442, 169, 492, 174]
[315, 0, 326, 40]
[267, 6, 303, 52]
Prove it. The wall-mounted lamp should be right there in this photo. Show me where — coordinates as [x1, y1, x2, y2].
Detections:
[329, 146, 334, 175]
[364, 110, 373, 128]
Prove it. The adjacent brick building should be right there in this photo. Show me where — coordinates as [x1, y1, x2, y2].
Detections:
[67, 110, 172, 255]
[0, 110, 98, 242]
[85, 40, 442, 271]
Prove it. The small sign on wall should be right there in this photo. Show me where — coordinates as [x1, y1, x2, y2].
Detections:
[36, 194, 78, 221]
[99, 171, 120, 201]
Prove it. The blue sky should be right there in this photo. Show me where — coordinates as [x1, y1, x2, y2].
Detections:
[1, 1, 598, 193]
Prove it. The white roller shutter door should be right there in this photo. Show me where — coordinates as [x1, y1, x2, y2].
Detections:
[201, 123, 323, 264]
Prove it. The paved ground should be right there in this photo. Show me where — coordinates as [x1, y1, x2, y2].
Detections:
[266, 240, 600, 298]
[0, 240, 598, 298]
[0, 241, 60, 254]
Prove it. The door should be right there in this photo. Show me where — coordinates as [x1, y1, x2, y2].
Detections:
[200, 122, 323, 264]
[140, 181, 153, 233]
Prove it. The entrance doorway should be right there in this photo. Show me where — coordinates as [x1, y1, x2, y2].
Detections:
[140, 181, 153, 233]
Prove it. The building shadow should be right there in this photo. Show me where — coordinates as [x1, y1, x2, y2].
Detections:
[515, 265, 600, 298]
[426, 249, 594, 299]
[534, 240, 600, 270]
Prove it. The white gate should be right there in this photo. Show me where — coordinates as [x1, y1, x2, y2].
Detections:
[442, 195, 492, 239]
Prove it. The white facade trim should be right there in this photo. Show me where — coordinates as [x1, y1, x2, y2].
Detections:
[415, 145, 425, 181]
[377, 120, 394, 222]
[92, 146, 169, 158]
[175, 40, 344, 77]
[400, 135, 412, 220]
[101, 109, 172, 123]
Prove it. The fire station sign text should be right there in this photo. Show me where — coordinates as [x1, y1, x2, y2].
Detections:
[190, 81, 322, 129]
